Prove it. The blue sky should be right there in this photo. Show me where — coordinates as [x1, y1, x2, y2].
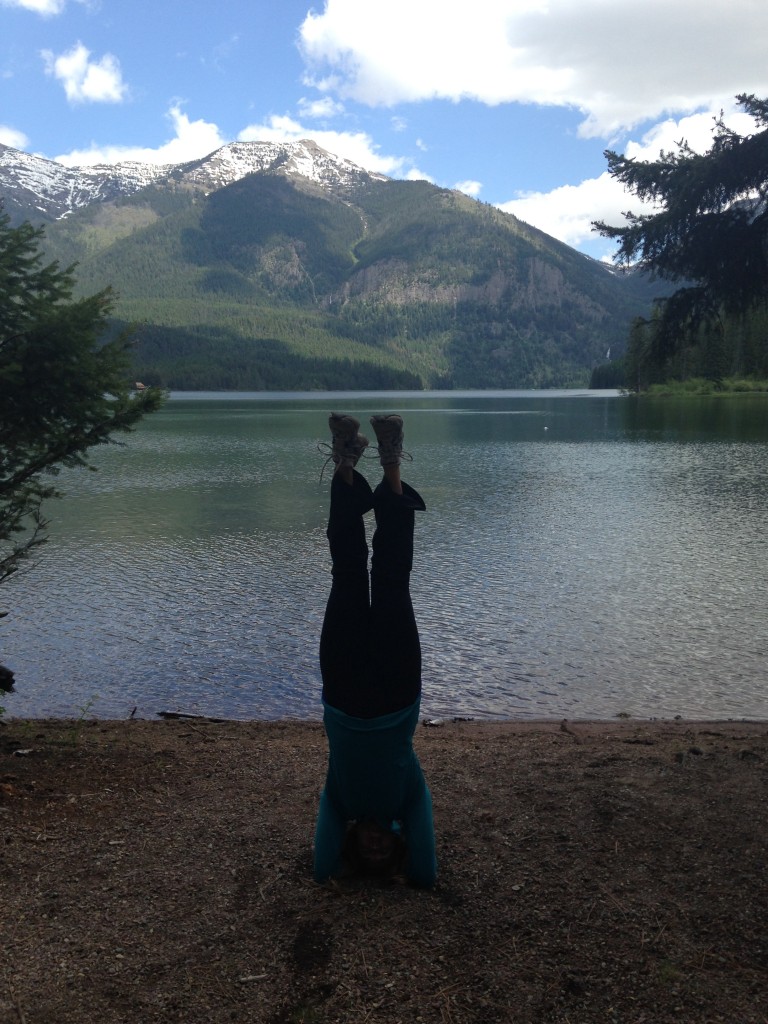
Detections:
[2, 0, 767, 259]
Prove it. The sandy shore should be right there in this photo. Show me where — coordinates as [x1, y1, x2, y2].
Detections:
[1, 716, 767, 1023]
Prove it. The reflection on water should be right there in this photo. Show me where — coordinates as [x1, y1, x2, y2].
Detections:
[3, 390, 768, 721]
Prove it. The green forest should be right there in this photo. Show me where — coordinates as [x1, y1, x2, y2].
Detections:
[36, 167, 658, 391]
[590, 94, 768, 393]
[7, 95, 768, 393]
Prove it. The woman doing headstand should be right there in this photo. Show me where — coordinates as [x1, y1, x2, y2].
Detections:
[313, 413, 437, 888]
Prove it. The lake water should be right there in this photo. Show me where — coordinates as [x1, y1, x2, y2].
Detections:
[3, 390, 768, 722]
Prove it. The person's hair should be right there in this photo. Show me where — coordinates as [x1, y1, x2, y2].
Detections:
[342, 820, 407, 881]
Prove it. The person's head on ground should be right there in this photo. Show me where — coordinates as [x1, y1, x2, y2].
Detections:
[343, 819, 407, 879]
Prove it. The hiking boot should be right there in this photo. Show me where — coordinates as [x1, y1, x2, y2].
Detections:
[370, 414, 406, 466]
[328, 412, 369, 468]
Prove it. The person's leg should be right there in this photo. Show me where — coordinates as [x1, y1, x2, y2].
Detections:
[319, 415, 374, 713]
[367, 416, 426, 715]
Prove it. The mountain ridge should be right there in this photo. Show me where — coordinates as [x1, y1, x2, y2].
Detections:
[1, 140, 655, 389]
[0, 139, 387, 224]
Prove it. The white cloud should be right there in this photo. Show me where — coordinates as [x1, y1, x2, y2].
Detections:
[455, 179, 483, 198]
[499, 172, 634, 254]
[51, 105, 418, 179]
[0, 124, 30, 148]
[297, 95, 345, 119]
[299, 0, 768, 136]
[1, 0, 66, 14]
[624, 108, 758, 162]
[238, 113, 413, 177]
[405, 166, 433, 183]
[52, 105, 227, 166]
[497, 106, 759, 255]
[42, 42, 128, 104]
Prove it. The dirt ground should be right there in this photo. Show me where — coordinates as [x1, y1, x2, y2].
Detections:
[1, 715, 766, 1024]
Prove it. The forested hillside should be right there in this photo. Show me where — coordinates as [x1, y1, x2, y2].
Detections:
[35, 160, 660, 390]
[592, 95, 768, 392]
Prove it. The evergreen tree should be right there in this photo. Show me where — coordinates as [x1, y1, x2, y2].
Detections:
[0, 211, 164, 585]
[594, 94, 768, 373]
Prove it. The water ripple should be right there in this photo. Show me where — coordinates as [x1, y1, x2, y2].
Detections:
[4, 395, 768, 721]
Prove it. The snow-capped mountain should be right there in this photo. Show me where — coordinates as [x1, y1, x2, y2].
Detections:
[0, 144, 172, 221]
[0, 136, 662, 391]
[175, 139, 387, 196]
[0, 139, 387, 223]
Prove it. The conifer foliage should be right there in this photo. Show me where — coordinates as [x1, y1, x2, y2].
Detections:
[0, 211, 164, 585]
[594, 94, 768, 375]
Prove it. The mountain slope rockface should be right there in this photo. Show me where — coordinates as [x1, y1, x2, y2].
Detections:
[1, 140, 654, 389]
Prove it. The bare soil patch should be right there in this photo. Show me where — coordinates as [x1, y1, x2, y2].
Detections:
[1, 716, 766, 1023]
